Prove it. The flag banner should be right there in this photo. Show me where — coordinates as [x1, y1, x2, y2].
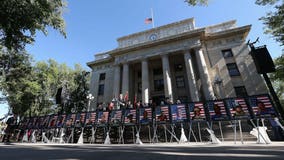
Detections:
[124, 109, 137, 125]
[145, 17, 152, 24]
[207, 100, 230, 121]
[248, 94, 276, 119]
[48, 115, 58, 128]
[110, 110, 123, 125]
[27, 117, 36, 129]
[189, 102, 207, 121]
[155, 105, 170, 123]
[19, 117, 30, 129]
[32, 117, 39, 128]
[65, 113, 76, 128]
[75, 112, 86, 128]
[139, 107, 152, 124]
[56, 114, 66, 128]
[40, 116, 50, 129]
[225, 98, 252, 120]
[35, 116, 43, 129]
[85, 112, 96, 127]
[97, 111, 109, 125]
[170, 104, 187, 123]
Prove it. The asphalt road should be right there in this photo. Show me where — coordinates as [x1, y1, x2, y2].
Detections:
[0, 142, 284, 160]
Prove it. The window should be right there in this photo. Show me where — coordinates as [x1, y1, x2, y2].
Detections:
[234, 86, 248, 97]
[154, 79, 164, 91]
[98, 84, 104, 95]
[227, 63, 240, 76]
[222, 49, 233, 58]
[99, 73, 106, 81]
[153, 68, 163, 75]
[176, 76, 185, 88]
[174, 64, 183, 72]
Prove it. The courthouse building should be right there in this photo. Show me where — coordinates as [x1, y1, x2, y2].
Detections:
[87, 18, 268, 109]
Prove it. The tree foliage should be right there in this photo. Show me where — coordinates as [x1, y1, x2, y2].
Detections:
[0, 48, 90, 117]
[0, 0, 66, 50]
[270, 54, 284, 106]
[256, 0, 284, 46]
[185, 0, 208, 6]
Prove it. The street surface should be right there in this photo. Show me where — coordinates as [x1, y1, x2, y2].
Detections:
[0, 141, 284, 160]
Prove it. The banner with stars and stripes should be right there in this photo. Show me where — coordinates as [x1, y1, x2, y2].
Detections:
[207, 100, 230, 121]
[188, 102, 207, 121]
[110, 110, 123, 125]
[85, 112, 96, 127]
[170, 104, 187, 123]
[97, 111, 109, 125]
[56, 114, 66, 128]
[225, 98, 252, 120]
[124, 109, 137, 125]
[65, 113, 76, 128]
[248, 94, 276, 119]
[155, 105, 170, 123]
[139, 107, 152, 124]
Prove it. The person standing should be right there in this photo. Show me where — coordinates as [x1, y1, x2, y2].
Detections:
[2, 114, 16, 143]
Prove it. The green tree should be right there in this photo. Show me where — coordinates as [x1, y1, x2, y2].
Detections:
[0, 48, 37, 117]
[185, 0, 208, 6]
[0, 0, 66, 50]
[270, 54, 284, 106]
[256, 0, 284, 46]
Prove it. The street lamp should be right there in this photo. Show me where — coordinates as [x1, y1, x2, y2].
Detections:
[87, 93, 94, 112]
[213, 75, 224, 99]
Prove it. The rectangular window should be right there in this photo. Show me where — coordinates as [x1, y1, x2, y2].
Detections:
[98, 84, 104, 95]
[99, 73, 106, 81]
[227, 63, 240, 76]
[154, 79, 164, 91]
[222, 49, 233, 58]
[234, 86, 248, 97]
[176, 76, 185, 88]
[174, 64, 183, 72]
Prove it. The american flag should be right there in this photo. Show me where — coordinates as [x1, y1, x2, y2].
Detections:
[80, 113, 86, 124]
[208, 101, 228, 121]
[56, 114, 66, 127]
[41, 116, 49, 128]
[98, 111, 109, 124]
[139, 108, 152, 123]
[171, 104, 187, 122]
[49, 115, 58, 128]
[226, 98, 250, 119]
[189, 102, 206, 120]
[155, 106, 169, 122]
[111, 110, 122, 124]
[22, 118, 30, 128]
[124, 109, 136, 124]
[85, 112, 96, 126]
[250, 95, 275, 117]
[145, 18, 152, 24]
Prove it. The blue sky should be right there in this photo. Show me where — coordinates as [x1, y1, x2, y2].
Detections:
[1, 0, 283, 117]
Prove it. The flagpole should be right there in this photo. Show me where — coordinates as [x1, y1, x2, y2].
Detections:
[151, 8, 155, 28]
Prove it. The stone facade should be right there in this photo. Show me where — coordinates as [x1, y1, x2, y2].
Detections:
[87, 18, 268, 110]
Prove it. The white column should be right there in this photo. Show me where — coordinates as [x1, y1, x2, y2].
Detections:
[122, 63, 129, 96]
[113, 65, 121, 99]
[161, 54, 173, 102]
[142, 59, 149, 105]
[195, 48, 215, 100]
[184, 50, 199, 102]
